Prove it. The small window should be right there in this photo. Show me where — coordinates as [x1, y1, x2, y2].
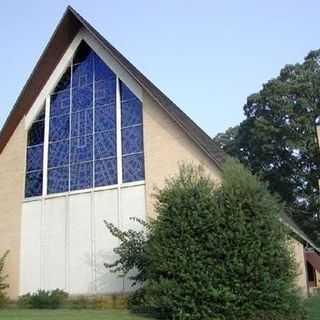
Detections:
[25, 107, 45, 198]
[120, 81, 144, 183]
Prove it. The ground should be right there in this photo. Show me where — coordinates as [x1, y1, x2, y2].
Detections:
[305, 295, 320, 320]
[0, 309, 150, 320]
[0, 297, 319, 320]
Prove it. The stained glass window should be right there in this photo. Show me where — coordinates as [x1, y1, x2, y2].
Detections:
[47, 41, 117, 194]
[47, 166, 69, 194]
[120, 81, 145, 182]
[93, 52, 117, 187]
[25, 106, 45, 197]
[25, 41, 145, 197]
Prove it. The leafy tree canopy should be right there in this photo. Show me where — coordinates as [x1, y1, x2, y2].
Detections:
[214, 49, 320, 244]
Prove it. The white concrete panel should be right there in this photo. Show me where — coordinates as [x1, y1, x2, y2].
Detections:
[20, 201, 42, 294]
[94, 189, 124, 293]
[68, 193, 93, 294]
[20, 185, 146, 295]
[44, 197, 67, 291]
[120, 185, 146, 290]
[120, 185, 146, 231]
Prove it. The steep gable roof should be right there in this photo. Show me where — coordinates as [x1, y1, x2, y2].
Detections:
[0, 6, 226, 169]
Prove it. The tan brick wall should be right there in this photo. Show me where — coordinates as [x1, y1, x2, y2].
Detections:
[0, 120, 26, 299]
[142, 92, 222, 219]
[290, 238, 308, 296]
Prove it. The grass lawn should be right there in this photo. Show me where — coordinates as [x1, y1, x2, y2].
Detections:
[1, 297, 320, 320]
[0, 309, 151, 320]
[305, 295, 320, 320]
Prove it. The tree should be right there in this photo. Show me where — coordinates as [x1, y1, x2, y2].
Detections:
[106, 162, 304, 320]
[214, 50, 320, 244]
[0, 251, 9, 308]
[213, 126, 239, 154]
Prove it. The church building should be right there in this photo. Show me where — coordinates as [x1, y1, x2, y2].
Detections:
[0, 6, 317, 299]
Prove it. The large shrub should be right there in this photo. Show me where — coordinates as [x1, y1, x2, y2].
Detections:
[106, 161, 305, 320]
[18, 289, 68, 309]
[0, 251, 9, 308]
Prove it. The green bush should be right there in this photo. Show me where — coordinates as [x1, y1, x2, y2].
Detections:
[18, 289, 68, 309]
[0, 251, 9, 309]
[107, 160, 306, 320]
[17, 292, 31, 309]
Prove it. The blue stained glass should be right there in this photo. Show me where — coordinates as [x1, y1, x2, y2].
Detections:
[94, 54, 115, 81]
[122, 153, 145, 183]
[25, 171, 43, 197]
[95, 131, 116, 159]
[28, 121, 45, 146]
[119, 80, 144, 183]
[95, 79, 116, 106]
[72, 56, 94, 88]
[122, 126, 143, 155]
[50, 90, 70, 117]
[71, 110, 93, 137]
[25, 106, 46, 197]
[48, 140, 69, 168]
[120, 81, 136, 101]
[36, 107, 46, 121]
[121, 99, 142, 127]
[95, 105, 116, 132]
[27, 145, 43, 171]
[49, 114, 70, 142]
[73, 41, 93, 64]
[72, 85, 93, 112]
[54, 67, 71, 92]
[47, 166, 69, 194]
[70, 162, 93, 191]
[71, 135, 93, 163]
[95, 158, 117, 187]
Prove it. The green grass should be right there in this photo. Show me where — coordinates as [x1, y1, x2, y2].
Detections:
[1, 298, 319, 320]
[305, 295, 320, 320]
[0, 309, 151, 320]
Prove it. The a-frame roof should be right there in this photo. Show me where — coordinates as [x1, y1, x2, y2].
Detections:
[0, 6, 226, 169]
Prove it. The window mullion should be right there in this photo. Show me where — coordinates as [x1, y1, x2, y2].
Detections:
[93, 57, 96, 187]
[68, 62, 73, 192]
[43, 95, 50, 196]
[116, 77, 122, 185]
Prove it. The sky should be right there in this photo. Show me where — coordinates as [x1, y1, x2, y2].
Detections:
[1, 1, 320, 137]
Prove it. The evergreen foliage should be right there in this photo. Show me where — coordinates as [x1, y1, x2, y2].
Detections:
[0, 251, 9, 308]
[106, 161, 305, 320]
